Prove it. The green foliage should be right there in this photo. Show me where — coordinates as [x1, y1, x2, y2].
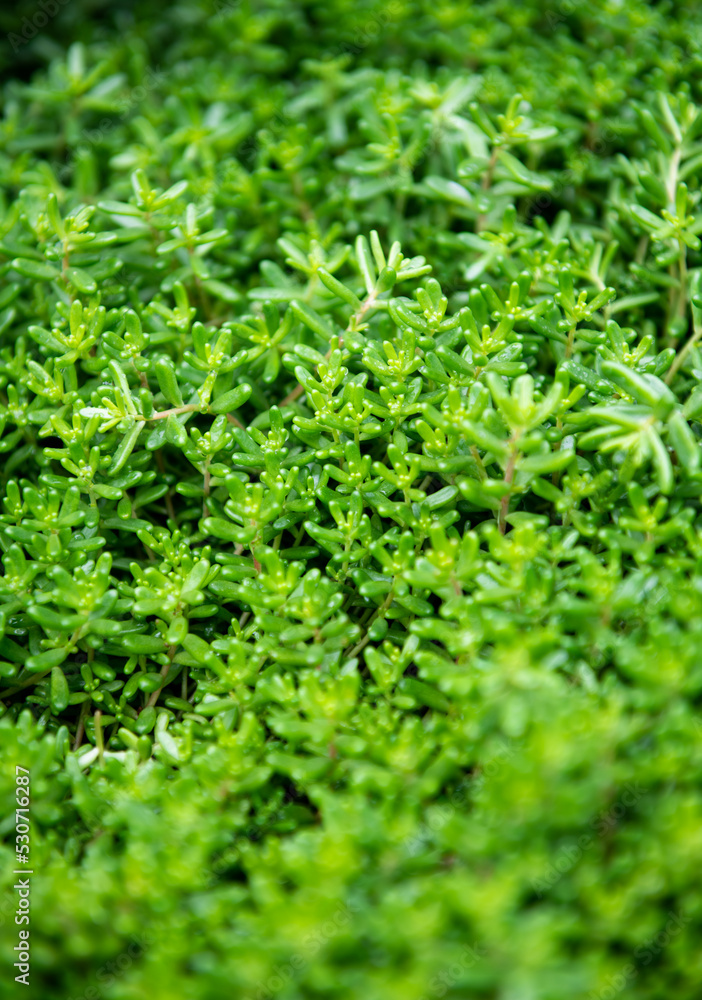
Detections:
[2, 1, 702, 998]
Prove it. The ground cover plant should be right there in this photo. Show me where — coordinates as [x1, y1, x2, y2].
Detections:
[2, 0, 702, 997]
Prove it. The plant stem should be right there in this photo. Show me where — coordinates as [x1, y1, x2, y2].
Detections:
[279, 286, 380, 408]
[677, 236, 688, 320]
[477, 147, 499, 232]
[665, 313, 702, 384]
[498, 445, 518, 534]
[146, 645, 177, 709]
[665, 147, 684, 335]
[94, 709, 104, 766]
[138, 404, 200, 421]
[1, 669, 52, 699]
[73, 700, 89, 751]
[348, 589, 395, 659]
[203, 457, 211, 518]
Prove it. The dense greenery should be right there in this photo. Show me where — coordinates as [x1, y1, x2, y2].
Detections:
[2, 1, 702, 997]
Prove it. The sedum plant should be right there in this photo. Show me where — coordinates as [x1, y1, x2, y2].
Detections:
[2, 1, 702, 999]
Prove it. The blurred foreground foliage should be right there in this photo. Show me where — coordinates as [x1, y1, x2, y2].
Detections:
[2, 1, 702, 998]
